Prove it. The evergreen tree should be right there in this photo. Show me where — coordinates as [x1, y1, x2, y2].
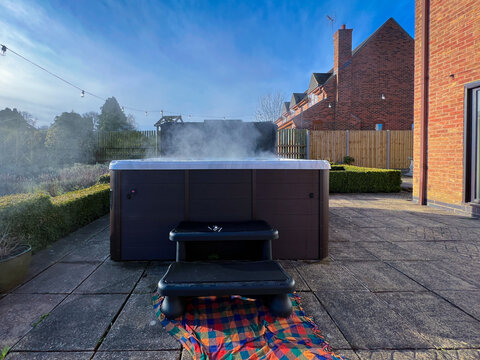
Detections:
[97, 97, 135, 131]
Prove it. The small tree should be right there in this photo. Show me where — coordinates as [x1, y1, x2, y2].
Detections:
[45, 111, 94, 165]
[97, 97, 135, 132]
[255, 92, 285, 123]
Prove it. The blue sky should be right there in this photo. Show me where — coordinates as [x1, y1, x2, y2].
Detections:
[0, 0, 414, 129]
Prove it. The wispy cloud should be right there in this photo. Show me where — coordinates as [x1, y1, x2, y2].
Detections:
[0, 0, 414, 128]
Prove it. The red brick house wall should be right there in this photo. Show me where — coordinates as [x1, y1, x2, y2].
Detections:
[277, 18, 414, 131]
[413, 0, 480, 209]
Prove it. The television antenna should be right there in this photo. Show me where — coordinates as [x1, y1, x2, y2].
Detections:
[326, 15, 335, 35]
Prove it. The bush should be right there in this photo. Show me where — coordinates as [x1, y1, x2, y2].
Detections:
[330, 165, 401, 193]
[0, 184, 110, 253]
[343, 156, 355, 165]
[97, 173, 110, 184]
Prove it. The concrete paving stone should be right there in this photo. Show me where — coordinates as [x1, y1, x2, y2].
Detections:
[360, 241, 431, 261]
[6, 352, 93, 359]
[278, 260, 309, 291]
[341, 261, 425, 292]
[377, 292, 480, 349]
[430, 215, 480, 228]
[60, 232, 110, 263]
[339, 350, 360, 360]
[348, 216, 419, 229]
[100, 294, 180, 351]
[315, 291, 431, 350]
[330, 226, 384, 243]
[328, 243, 378, 261]
[15, 262, 98, 294]
[0, 293, 65, 349]
[451, 349, 480, 359]
[432, 260, 480, 288]
[133, 262, 170, 294]
[434, 290, 480, 321]
[296, 261, 368, 292]
[75, 215, 110, 235]
[93, 350, 181, 359]
[75, 260, 146, 294]
[355, 349, 454, 360]
[330, 216, 357, 230]
[14, 294, 127, 351]
[297, 291, 352, 350]
[388, 261, 478, 291]
[329, 208, 364, 218]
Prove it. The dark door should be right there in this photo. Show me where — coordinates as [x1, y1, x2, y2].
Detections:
[467, 86, 480, 203]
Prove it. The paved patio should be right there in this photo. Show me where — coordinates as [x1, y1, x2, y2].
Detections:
[1, 192, 480, 359]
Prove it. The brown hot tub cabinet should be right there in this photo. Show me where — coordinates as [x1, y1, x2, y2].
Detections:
[109, 159, 330, 260]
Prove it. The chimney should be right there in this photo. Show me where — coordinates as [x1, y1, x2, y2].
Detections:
[333, 24, 352, 73]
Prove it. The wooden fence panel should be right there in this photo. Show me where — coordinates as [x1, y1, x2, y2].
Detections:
[276, 129, 307, 159]
[95, 130, 157, 163]
[309, 131, 347, 162]
[348, 130, 388, 168]
[389, 130, 413, 169]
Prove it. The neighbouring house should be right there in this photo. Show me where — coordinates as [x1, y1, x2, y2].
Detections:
[275, 18, 414, 130]
[413, 0, 480, 216]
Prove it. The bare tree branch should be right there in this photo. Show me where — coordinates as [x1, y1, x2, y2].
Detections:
[255, 91, 285, 122]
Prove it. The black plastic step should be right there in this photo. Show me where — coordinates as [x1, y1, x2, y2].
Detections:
[158, 260, 295, 297]
[169, 221, 279, 242]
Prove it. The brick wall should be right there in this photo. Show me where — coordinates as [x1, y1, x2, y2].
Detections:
[286, 18, 414, 131]
[413, 0, 480, 206]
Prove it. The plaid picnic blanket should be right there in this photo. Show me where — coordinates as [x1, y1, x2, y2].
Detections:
[152, 292, 346, 360]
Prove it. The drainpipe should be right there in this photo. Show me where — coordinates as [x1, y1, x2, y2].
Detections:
[419, 0, 430, 205]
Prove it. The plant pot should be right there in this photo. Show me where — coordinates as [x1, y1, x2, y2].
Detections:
[0, 245, 32, 293]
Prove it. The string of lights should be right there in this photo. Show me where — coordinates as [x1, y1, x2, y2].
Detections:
[0, 43, 255, 120]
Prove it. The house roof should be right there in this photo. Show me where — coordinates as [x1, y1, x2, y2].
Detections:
[352, 17, 413, 56]
[290, 93, 307, 108]
[308, 72, 333, 93]
[282, 102, 290, 114]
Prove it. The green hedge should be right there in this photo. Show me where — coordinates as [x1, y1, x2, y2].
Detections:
[0, 184, 110, 253]
[330, 165, 401, 193]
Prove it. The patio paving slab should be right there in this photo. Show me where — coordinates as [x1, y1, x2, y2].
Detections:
[100, 293, 180, 351]
[74, 260, 146, 294]
[133, 262, 170, 294]
[0, 293, 65, 350]
[296, 261, 368, 292]
[6, 352, 93, 359]
[278, 260, 310, 291]
[387, 261, 478, 291]
[15, 262, 99, 294]
[93, 350, 181, 359]
[435, 290, 480, 320]
[377, 292, 480, 349]
[315, 291, 432, 350]
[14, 294, 126, 351]
[341, 261, 425, 292]
[359, 241, 433, 261]
[328, 243, 379, 261]
[60, 230, 110, 263]
[355, 349, 467, 359]
[297, 291, 352, 350]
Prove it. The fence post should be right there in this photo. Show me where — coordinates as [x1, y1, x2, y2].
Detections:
[306, 130, 310, 159]
[346, 130, 349, 156]
[386, 130, 391, 169]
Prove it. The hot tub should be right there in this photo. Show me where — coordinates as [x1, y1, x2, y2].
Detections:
[109, 159, 330, 261]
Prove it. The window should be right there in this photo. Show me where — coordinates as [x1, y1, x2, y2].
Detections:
[465, 82, 480, 203]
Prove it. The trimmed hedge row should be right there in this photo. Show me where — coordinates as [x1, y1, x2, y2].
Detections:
[330, 165, 401, 193]
[0, 184, 110, 253]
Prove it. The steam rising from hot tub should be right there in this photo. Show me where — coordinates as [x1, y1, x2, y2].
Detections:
[157, 120, 278, 159]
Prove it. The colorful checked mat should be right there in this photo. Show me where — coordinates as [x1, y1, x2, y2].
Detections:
[152, 292, 346, 360]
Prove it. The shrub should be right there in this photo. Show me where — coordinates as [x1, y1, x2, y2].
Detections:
[343, 156, 355, 165]
[330, 165, 401, 193]
[98, 173, 110, 184]
[0, 184, 110, 253]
